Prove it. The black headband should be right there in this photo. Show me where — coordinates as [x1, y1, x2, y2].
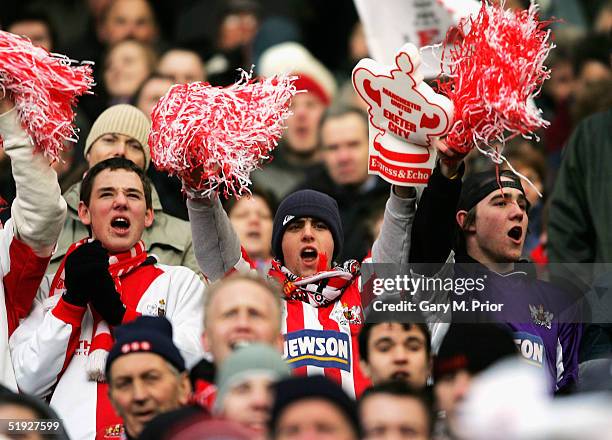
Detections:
[457, 170, 527, 212]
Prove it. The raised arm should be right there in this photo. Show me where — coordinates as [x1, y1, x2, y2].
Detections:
[0, 100, 66, 257]
[0, 97, 68, 338]
[371, 186, 417, 265]
[409, 139, 464, 275]
[186, 196, 244, 282]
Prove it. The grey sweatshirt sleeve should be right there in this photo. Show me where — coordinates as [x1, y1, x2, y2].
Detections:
[371, 187, 417, 265]
[0, 108, 67, 257]
[187, 196, 242, 281]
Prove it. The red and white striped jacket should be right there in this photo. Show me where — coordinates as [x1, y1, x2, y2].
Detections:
[280, 276, 369, 398]
[187, 188, 417, 399]
[0, 220, 53, 390]
[9, 258, 205, 440]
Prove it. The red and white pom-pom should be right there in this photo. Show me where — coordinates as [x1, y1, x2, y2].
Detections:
[0, 31, 94, 162]
[149, 69, 297, 199]
[439, 0, 553, 158]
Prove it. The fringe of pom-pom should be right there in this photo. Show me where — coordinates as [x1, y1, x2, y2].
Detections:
[0, 31, 94, 162]
[149, 69, 297, 199]
[438, 0, 553, 159]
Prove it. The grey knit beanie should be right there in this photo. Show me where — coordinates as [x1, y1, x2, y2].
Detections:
[84, 104, 151, 169]
[214, 343, 290, 413]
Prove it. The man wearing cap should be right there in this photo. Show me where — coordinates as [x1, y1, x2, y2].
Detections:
[214, 343, 290, 439]
[48, 104, 198, 275]
[188, 177, 417, 397]
[138, 342, 290, 440]
[270, 375, 361, 440]
[10, 158, 204, 439]
[433, 323, 517, 438]
[297, 106, 390, 262]
[251, 42, 336, 200]
[106, 316, 191, 439]
[408, 140, 582, 393]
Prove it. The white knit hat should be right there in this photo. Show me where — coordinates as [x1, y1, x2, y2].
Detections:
[257, 42, 337, 105]
[84, 104, 151, 169]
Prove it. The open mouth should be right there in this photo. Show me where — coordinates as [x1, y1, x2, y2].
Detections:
[295, 126, 309, 137]
[229, 340, 251, 350]
[133, 410, 156, 421]
[507, 226, 522, 241]
[391, 371, 410, 381]
[111, 217, 130, 231]
[246, 230, 261, 239]
[300, 247, 318, 261]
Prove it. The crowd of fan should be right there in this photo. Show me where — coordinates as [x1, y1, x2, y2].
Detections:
[0, 0, 611, 439]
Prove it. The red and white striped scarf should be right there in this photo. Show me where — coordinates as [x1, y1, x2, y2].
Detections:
[49, 238, 148, 381]
[268, 258, 360, 307]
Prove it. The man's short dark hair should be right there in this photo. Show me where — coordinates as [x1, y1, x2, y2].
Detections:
[358, 318, 431, 363]
[80, 157, 152, 209]
[359, 380, 435, 436]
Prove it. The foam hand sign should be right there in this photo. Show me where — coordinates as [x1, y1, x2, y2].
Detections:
[352, 43, 453, 186]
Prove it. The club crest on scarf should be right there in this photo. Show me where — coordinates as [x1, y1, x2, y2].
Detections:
[145, 299, 166, 317]
[101, 423, 123, 439]
[270, 259, 361, 308]
[331, 302, 363, 326]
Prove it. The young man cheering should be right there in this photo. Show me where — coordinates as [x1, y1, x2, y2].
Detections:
[10, 158, 204, 439]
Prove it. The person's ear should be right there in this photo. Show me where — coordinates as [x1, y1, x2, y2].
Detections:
[144, 207, 154, 228]
[456, 210, 475, 233]
[201, 331, 211, 353]
[178, 372, 192, 405]
[78, 201, 93, 227]
[275, 333, 284, 354]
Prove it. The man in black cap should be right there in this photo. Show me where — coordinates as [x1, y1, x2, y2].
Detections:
[408, 139, 582, 393]
[269, 375, 360, 440]
[105, 316, 191, 438]
[106, 316, 192, 439]
[188, 180, 418, 398]
[433, 323, 517, 439]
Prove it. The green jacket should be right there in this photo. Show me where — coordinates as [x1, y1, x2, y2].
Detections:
[548, 109, 612, 363]
[48, 182, 199, 274]
[548, 109, 612, 268]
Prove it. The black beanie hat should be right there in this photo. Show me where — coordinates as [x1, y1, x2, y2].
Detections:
[270, 375, 361, 437]
[272, 190, 343, 262]
[106, 316, 185, 378]
[457, 169, 528, 213]
[434, 323, 517, 381]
